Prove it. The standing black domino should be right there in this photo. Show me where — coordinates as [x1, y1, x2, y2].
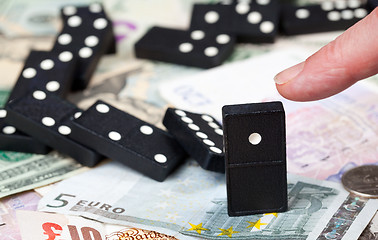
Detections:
[53, 3, 116, 90]
[134, 26, 235, 69]
[280, 1, 370, 35]
[7, 50, 77, 104]
[222, 102, 287, 216]
[163, 108, 225, 173]
[69, 100, 187, 181]
[5, 91, 103, 167]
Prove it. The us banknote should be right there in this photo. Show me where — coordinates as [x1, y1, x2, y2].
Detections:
[38, 160, 377, 239]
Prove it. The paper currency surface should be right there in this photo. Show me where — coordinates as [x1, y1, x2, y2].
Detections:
[0, 191, 41, 240]
[38, 160, 378, 239]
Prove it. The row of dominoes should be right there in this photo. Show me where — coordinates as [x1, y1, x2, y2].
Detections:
[0, 3, 115, 155]
[0, 3, 290, 216]
[134, 0, 375, 68]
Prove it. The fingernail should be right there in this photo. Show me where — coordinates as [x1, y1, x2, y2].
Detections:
[274, 61, 305, 85]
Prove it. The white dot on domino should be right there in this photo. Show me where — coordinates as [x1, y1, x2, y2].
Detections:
[42, 117, 55, 127]
[89, 3, 102, 13]
[236, 3, 250, 14]
[79, 47, 93, 58]
[22, 68, 36, 79]
[204, 11, 219, 24]
[354, 8, 367, 18]
[295, 9, 310, 19]
[248, 11, 262, 24]
[348, 0, 360, 8]
[93, 18, 108, 29]
[59, 51, 73, 62]
[181, 116, 193, 124]
[63, 6, 77, 16]
[208, 122, 219, 129]
[33, 90, 46, 100]
[0, 109, 6, 118]
[179, 43, 193, 53]
[108, 131, 121, 141]
[203, 139, 215, 146]
[204, 47, 219, 57]
[188, 123, 200, 131]
[328, 11, 341, 21]
[321, 1, 334, 11]
[68, 16, 82, 27]
[216, 34, 230, 44]
[58, 125, 71, 135]
[58, 34, 72, 45]
[74, 112, 82, 119]
[85, 36, 99, 47]
[256, 0, 270, 5]
[175, 109, 186, 117]
[201, 115, 213, 122]
[210, 146, 222, 154]
[249, 132, 262, 145]
[191, 30, 205, 40]
[154, 154, 167, 163]
[3, 126, 16, 135]
[96, 104, 110, 113]
[341, 10, 354, 20]
[140, 125, 153, 135]
[46, 81, 60, 92]
[196, 132, 208, 139]
[215, 128, 223, 136]
[40, 59, 54, 70]
[260, 21, 274, 34]
[335, 0, 347, 9]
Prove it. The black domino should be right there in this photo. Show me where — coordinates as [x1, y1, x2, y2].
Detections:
[228, 0, 280, 43]
[281, 1, 370, 35]
[222, 102, 287, 216]
[7, 50, 77, 104]
[0, 109, 50, 154]
[134, 26, 235, 69]
[5, 91, 103, 167]
[189, 4, 233, 33]
[53, 3, 116, 90]
[163, 108, 225, 173]
[69, 100, 187, 181]
[190, 1, 280, 43]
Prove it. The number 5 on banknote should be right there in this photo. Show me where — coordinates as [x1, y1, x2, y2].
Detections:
[46, 193, 76, 208]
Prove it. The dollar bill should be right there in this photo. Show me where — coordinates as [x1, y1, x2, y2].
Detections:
[0, 191, 41, 240]
[38, 160, 377, 239]
[0, 152, 87, 199]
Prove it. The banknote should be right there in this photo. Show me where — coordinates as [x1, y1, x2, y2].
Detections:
[0, 191, 41, 240]
[38, 159, 377, 239]
[124, 32, 340, 107]
[359, 212, 378, 240]
[158, 48, 378, 182]
[17, 210, 179, 240]
[0, 152, 87, 199]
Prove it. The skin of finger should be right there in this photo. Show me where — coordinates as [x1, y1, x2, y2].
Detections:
[276, 8, 378, 101]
